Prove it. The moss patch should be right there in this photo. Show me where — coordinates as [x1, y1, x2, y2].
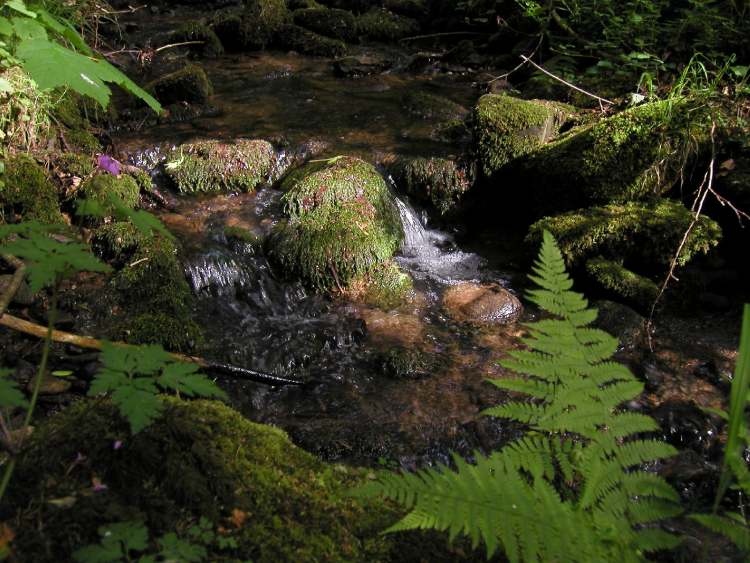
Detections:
[91, 221, 149, 265]
[66, 128, 102, 154]
[173, 21, 224, 57]
[403, 91, 468, 121]
[79, 174, 140, 216]
[165, 139, 275, 193]
[293, 7, 357, 41]
[472, 94, 572, 178]
[244, 0, 289, 48]
[8, 398, 406, 562]
[586, 257, 659, 310]
[0, 154, 63, 223]
[355, 8, 419, 41]
[268, 156, 402, 288]
[210, 14, 250, 51]
[344, 260, 413, 309]
[390, 156, 472, 215]
[275, 23, 347, 56]
[147, 65, 213, 105]
[55, 153, 95, 178]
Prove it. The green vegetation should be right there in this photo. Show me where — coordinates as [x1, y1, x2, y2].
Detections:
[147, 64, 213, 105]
[275, 23, 347, 57]
[165, 139, 275, 193]
[0, 154, 63, 223]
[80, 174, 140, 217]
[269, 156, 402, 288]
[355, 8, 419, 41]
[585, 257, 659, 309]
[173, 21, 224, 58]
[243, 0, 289, 49]
[391, 156, 472, 215]
[293, 7, 357, 42]
[345, 260, 413, 309]
[360, 231, 682, 560]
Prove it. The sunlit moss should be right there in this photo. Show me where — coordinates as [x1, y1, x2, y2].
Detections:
[0, 154, 63, 223]
[390, 156, 472, 215]
[80, 174, 140, 215]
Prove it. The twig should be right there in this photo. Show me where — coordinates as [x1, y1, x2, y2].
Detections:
[399, 31, 489, 43]
[0, 313, 303, 386]
[520, 55, 615, 106]
[153, 41, 205, 54]
[0, 255, 26, 318]
[488, 35, 543, 84]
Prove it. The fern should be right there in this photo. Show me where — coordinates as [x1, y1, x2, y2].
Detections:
[359, 230, 681, 561]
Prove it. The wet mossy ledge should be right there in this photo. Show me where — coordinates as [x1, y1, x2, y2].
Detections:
[165, 139, 275, 193]
[7, 398, 405, 562]
[268, 156, 403, 289]
[147, 64, 213, 106]
[390, 156, 473, 216]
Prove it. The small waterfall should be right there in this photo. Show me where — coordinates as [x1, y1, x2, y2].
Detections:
[184, 250, 255, 294]
[394, 196, 432, 257]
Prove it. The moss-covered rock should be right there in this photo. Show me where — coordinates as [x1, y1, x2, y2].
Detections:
[147, 64, 213, 105]
[403, 90, 468, 121]
[472, 94, 572, 178]
[224, 225, 263, 254]
[0, 154, 63, 223]
[55, 153, 95, 178]
[381, 346, 432, 378]
[52, 91, 87, 130]
[8, 398, 406, 561]
[66, 128, 102, 154]
[165, 139, 275, 193]
[356, 8, 419, 41]
[390, 157, 472, 215]
[275, 23, 347, 56]
[210, 13, 250, 51]
[293, 7, 357, 42]
[343, 260, 413, 309]
[173, 21, 225, 57]
[527, 199, 721, 268]
[79, 174, 140, 215]
[585, 257, 659, 310]
[517, 99, 709, 213]
[91, 221, 149, 264]
[268, 156, 402, 288]
[244, 0, 289, 49]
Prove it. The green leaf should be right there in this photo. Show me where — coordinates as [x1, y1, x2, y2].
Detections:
[5, 0, 36, 18]
[51, 370, 73, 378]
[157, 532, 207, 562]
[73, 520, 148, 563]
[157, 362, 227, 400]
[0, 368, 28, 409]
[0, 17, 14, 36]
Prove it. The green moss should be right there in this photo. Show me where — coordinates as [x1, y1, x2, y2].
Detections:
[129, 168, 153, 193]
[355, 8, 419, 41]
[585, 257, 659, 310]
[527, 199, 721, 268]
[391, 157, 472, 215]
[66, 128, 102, 154]
[348, 260, 413, 309]
[520, 99, 709, 210]
[9, 398, 404, 561]
[124, 312, 205, 351]
[56, 152, 95, 177]
[472, 94, 572, 178]
[0, 154, 63, 223]
[52, 91, 87, 130]
[210, 14, 250, 51]
[275, 23, 347, 56]
[268, 156, 402, 288]
[224, 225, 263, 250]
[91, 221, 149, 263]
[166, 139, 275, 193]
[80, 174, 140, 215]
[173, 22, 224, 57]
[381, 346, 431, 379]
[244, 0, 289, 48]
[147, 65, 213, 105]
[403, 91, 468, 121]
[293, 7, 357, 42]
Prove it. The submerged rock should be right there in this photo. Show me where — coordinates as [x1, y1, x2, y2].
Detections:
[268, 156, 402, 289]
[442, 282, 523, 325]
[333, 54, 390, 76]
[390, 156, 472, 215]
[147, 64, 213, 105]
[165, 139, 275, 193]
[403, 90, 468, 121]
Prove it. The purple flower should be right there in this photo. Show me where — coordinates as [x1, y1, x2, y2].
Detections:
[97, 154, 122, 176]
[113, 440, 123, 450]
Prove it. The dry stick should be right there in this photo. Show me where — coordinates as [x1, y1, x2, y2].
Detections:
[399, 31, 489, 43]
[0, 314, 303, 386]
[0, 255, 26, 317]
[646, 123, 717, 351]
[488, 35, 543, 84]
[519, 55, 615, 107]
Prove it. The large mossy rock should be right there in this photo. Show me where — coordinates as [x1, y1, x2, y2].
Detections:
[472, 94, 572, 178]
[147, 64, 213, 105]
[244, 0, 289, 48]
[165, 140, 275, 193]
[275, 23, 347, 56]
[355, 8, 419, 41]
[390, 156, 472, 215]
[79, 174, 140, 217]
[517, 99, 708, 215]
[268, 156, 403, 288]
[7, 398, 403, 561]
[172, 22, 225, 57]
[0, 155, 63, 223]
[293, 7, 358, 42]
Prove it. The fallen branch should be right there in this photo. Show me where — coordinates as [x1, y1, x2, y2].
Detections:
[520, 55, 614, 107]
[399, 31, 489, 43]
[0, 254, 26, 317]
[0, 313, 302, 386]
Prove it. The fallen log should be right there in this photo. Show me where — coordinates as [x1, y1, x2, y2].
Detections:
[0, 313, 302, 387]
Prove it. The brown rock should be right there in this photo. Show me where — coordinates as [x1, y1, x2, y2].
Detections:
[442, 282, 522, 325]
[27, 375, 72, 395]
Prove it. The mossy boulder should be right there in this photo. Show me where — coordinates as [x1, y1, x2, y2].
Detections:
[66, 128, 102, 154]
[343, 260, 413, 309]
[165, 139, 275, 193]
[390, 157, 472, 215]
[92, 221, 150, 265]
[8, 398, 406, 561]
[244, 0, 289, 49]
[173, 22, 225, 57]
[403, 91, 468, 121]
[79, 174, 140, 216]
[356, 8, 419, 41]
[275, 23, 347, 57]
[147, 65, 213, 105]
[268, 156, 403, 288]
[472, 94, 572, 178]
[585, 257, 659, 310]
[0, 154, 63, 223]
[381, 346, 432, 378]
[55, 153, 95, 178]
[210, 14, 250, 51]
[293, 7, 357, 42]
[516, 99, 709, 214]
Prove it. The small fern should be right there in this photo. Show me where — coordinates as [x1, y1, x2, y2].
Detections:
[358, 230, 681, 562]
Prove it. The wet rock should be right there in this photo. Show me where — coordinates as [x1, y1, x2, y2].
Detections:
[293, 7, 357, 42]
[403, 90, 468, 121]
[244, 0, 289, 49]
[390, 156, 472, 215]
[333, 55, 390, 77]
[442, 282, 523, 325]
[267, 156, 402, 289]
[147, 64, 213, 105]
[172, 22, 224, 57]
[380, 347, 432, 379]
[0, 274, 35, 305]
[442, 39, 482, 67]
[473, 93, 572, 179]
[592, 299, 645, 349]
[275, 24, 347, 57]
[355, 8, 419, 41]
[164, 139, 275, 193]
[27, 374, 72, 395]
[343, 261, 413, 310]
[210, 14, 249, 51]
[653, 400, 722, 457]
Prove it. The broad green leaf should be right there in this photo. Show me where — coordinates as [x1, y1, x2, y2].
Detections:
[5, 0, 36, 18]
[157, 533, 207, 563]
[0, 17, 13, 36]
[0, 368, 28, 409]
[111, 381, 162, 434]
[158, 363, 227, 400]
[35, 7, 92, 55]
